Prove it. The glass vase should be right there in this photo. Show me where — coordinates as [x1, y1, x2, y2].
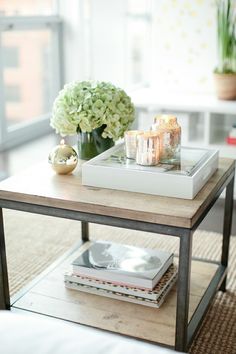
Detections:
[77, 125, 114, 160]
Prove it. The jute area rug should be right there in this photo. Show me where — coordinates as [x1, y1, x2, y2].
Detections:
[4, 209, 236, 354]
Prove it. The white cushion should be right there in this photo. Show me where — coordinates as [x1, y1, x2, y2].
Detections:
[0, 311, 177, 354]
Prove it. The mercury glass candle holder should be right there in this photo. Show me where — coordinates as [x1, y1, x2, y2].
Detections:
[136, 132, 160, 166]
[124, 130, 144, 159]
[151, 114, 165, 131]
[153, 115, 181, 164]
[48, 139, 78, 175]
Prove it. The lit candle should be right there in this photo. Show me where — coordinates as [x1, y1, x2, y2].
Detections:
[124, 130, 144, 159]
[136, 132, 160, 166]
[152, 114, 181, 163]
[48, 139, 78, 174]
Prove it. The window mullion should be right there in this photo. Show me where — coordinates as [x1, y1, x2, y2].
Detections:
[0, 15, 61, 31]
[0, 30, 7, 146]
[51, 21, 63, 97]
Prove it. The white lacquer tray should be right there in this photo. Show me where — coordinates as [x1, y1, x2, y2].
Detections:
[82, 143, 219, 199]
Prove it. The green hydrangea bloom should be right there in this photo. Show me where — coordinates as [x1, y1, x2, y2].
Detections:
[50, 81, 135, 141]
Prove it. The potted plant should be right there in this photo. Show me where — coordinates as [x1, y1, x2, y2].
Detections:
[214, 0, 236, 100]
[50, 81, 135, 159]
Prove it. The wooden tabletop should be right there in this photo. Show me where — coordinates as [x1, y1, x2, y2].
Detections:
[0, 158, 234, 228]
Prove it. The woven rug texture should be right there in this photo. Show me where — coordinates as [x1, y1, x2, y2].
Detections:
[3, 209, 236, 354]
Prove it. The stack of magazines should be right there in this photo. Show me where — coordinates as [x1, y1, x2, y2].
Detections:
[64, 241, 177, 308]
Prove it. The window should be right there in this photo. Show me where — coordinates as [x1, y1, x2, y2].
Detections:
[5, 85, 20, 102]
[0, 0, 55, 16]
[2, 47, 19, 67]
[81, 0, 152, 89]
[2, 29, 55, 128]
[0, 1, 62, 150]
[126, 0, 152, 88]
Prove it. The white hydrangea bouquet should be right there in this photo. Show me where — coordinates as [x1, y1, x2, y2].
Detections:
[50, 81, 135, 141]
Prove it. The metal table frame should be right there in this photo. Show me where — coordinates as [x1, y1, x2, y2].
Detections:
[0, 169, 234, 352]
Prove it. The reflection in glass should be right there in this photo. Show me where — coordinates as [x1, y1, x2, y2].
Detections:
[93, 144, 213, 177]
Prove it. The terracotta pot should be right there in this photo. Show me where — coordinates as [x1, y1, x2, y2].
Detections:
[214, 73, 236, 100]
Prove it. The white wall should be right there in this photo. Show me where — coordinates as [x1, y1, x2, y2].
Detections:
[60, 0, 218, 94]
[150, 0, 217, 94]
[89, 0, 126, 87]
[58, 0, 91, 83]
[59, 0, 127, 87]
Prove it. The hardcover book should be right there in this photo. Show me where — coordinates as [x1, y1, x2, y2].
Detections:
[64, 272, 177, 308]
[65, 264, 177, 301]
[72, 241, 173, 290]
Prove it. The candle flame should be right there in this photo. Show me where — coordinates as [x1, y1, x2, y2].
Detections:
[60, 139, 65, 145]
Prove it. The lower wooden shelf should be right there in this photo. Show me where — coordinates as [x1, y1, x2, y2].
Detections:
[12, 242, 217, 347]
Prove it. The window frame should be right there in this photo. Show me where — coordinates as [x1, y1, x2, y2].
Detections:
[0, 15, 63, 151]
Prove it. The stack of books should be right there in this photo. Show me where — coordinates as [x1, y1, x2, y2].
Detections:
[64, 241, 177, 308]
[226, 124, 236, 145]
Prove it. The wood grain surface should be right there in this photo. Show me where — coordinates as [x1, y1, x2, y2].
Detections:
[0, 158, 234, 228]
[13, 242, 217, 347]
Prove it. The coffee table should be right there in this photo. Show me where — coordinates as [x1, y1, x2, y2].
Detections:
[0, 158, 234, 352]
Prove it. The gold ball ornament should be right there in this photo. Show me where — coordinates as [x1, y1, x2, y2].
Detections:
[48, 139, 78, 174]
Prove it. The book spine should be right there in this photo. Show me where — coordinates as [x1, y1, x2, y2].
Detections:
[72, 269, 154, 289]
[64, 277, 176, 308]
[226, 137, 236, 145]
[64, 281, 161, 308]
[73, 255, 174, 290]
[64, 272, 177, 301]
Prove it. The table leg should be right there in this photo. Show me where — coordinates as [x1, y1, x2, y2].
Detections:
[220, 175, 234, 292]
[175, 231, 193, 352]
[81, 221, 89, 242]
[0, 208, 10, 310]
